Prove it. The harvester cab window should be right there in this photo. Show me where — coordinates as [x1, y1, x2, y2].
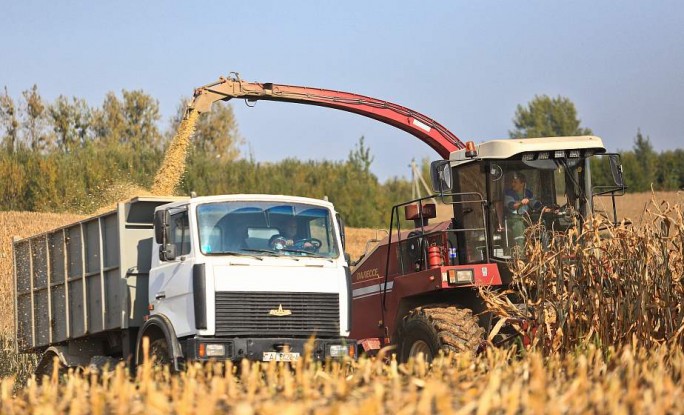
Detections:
[488, 158, 587, 258]
[451, 162, 488, 263]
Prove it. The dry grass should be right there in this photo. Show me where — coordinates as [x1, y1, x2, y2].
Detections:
[345, 228, 387, 263]
[594, 190, 684, 225]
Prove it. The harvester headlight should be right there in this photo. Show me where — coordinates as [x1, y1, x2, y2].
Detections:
[448, 269, 474, 284]
[537, 152, 549, 160]
[568, 150, 581, 158]
[554, 150, 566, 158]
[522, 153, 534, 161]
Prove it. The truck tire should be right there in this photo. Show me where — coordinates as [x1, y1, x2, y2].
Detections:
[149, 337, 172, 368]
[35, 351, 67, 382]
[396, 305, 484, 362]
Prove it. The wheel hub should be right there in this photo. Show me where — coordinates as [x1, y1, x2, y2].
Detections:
[409, 340, 433, 361]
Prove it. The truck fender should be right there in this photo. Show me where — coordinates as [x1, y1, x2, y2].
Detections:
[135, 314, 184, 371]
[37, 345, 92, 370]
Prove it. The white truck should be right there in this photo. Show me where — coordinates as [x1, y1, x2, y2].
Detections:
[14, 194, 354, 374]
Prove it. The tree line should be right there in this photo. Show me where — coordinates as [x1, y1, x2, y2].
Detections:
[0, 86, 412, 227]
[0, 88, 681, 227]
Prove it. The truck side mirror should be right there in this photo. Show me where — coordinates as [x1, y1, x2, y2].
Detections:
[336, 214, 346, 251]
[154, 209, 177, 261]
[154, 210, 169, 244]
[609, 154, 624, 187]
[160, 243, 176, 261]
[430, 160, 452, 194]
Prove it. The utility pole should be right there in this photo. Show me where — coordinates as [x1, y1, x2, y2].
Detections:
[410, 159, 437, 204]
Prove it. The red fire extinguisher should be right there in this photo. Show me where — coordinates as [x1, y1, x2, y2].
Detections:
[427, 245, 442, 269]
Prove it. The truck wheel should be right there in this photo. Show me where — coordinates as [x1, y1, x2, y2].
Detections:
[149, 337, 171, 368]
[35, 351, 67, 382]
[397, 305, 484, 362]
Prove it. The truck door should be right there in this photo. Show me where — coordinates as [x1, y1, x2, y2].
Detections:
[150, 208, 197, 337]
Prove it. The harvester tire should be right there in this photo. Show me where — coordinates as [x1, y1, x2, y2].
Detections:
[396, 305, 484, 362]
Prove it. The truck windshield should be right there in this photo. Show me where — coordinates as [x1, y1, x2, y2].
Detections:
[196, 201, 340, 258]
[488, 158, 587, 258]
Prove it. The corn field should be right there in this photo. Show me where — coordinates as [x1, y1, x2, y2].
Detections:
[481, 197, 684, 355]
[2, 342, 684, 414]
[1, 193, 684, 414]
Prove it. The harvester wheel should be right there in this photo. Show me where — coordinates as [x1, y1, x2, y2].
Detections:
[397, 305, 484, 362]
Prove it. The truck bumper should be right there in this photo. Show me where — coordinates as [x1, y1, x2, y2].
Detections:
[182, 337, 356, 362]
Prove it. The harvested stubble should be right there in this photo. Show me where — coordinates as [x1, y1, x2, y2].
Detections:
[2, 343, 684, 414]
[345, 228, 386, 262]
[593, 190, 684, 226]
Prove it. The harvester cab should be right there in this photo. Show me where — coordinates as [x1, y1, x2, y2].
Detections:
[350, 136, 626, 361]
[431, 136, 623, 265]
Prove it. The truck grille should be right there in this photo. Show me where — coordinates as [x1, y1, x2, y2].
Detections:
[215, 292, 340, 337]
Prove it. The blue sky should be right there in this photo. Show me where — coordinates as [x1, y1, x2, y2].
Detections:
[1, 1, 682, 181]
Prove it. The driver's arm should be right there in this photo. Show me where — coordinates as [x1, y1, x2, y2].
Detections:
[504, 193, 519, 212]
[527, 190, 542, 210]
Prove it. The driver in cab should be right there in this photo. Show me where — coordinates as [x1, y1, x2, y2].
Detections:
[504, 171, 541, 249]
[270, 217, 313, 250]
[504, 172, 541, 215]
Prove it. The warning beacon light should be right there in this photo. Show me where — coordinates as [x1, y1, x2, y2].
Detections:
[465, 141, 478, 158]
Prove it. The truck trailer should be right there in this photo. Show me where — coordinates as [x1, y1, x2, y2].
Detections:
[14, 194, 354, 374]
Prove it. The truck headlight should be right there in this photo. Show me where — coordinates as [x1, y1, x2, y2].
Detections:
[201, 343, 225, 357]
[329, 345, 348, 358]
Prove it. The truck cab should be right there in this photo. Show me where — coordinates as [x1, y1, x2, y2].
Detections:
[142, 194, 354, 368]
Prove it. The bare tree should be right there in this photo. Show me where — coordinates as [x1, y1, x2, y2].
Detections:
[0, 87, 20, 152]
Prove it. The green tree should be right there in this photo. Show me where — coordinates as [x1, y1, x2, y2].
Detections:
[510, 95, 593, 138]
[91, 90, 161, 149]
[121, 90, 162, 150]
[0, 150, 26, 209]
[22, 85, 54, 151]
[48, 95, 91, 153]
[632, 129, 657, 190]
[348, 136, 373, 173]
[657, 150, 682, 190]
[169, 99, 243, 160]
[91, 92, 125, 145]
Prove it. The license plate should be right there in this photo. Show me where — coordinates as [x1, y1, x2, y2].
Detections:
[262, 352, 300, 362]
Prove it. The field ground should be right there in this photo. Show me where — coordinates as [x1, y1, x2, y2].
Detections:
[1, 191, 683, 413]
